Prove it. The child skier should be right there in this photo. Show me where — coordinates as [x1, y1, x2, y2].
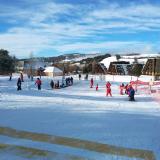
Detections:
[17, 78, 22, 91]
[35, 78, 42, 90]
[96, 84, 98, 91]
[9, 73, 12, 81]
[90, 78, 94, 88]
[120, 83, 124, 95]
[106, 81, 112, 96]
[20, 73, 24, 82]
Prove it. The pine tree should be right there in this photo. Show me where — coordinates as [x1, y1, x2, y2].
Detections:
[0, 49, 16, 74]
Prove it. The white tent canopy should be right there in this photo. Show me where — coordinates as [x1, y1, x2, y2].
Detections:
[44, 66, 63, 77]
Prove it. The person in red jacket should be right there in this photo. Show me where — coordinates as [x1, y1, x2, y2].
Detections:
[96, 84, 98, 91]
[35, 78, 42, 90]
[119, 83, 124, 95]
[90, 78, 94, 88]
[106, 81, 112, 96]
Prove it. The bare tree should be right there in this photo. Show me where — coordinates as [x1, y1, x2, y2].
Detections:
[28, 52, 34, 80]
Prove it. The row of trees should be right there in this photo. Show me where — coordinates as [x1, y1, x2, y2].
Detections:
[0, 49, 17, 74]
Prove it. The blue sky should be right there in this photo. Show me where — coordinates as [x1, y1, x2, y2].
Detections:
[0, 0, 160, 58]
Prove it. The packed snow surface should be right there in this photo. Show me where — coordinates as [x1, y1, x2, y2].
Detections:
[0, 74, 160, 160]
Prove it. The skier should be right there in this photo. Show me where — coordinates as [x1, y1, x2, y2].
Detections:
[90, 78, 94, 88]
[35, 78, 42, 90]
[79, 74, 81, 80]
[96, 84, 98, 91]
[65, 78, 68, 86]
[9, 73, 12, 81]
[106, 81, 112, 96]
[120, 83, 124, 95]
[85, 74, 88, 80]
[129, 86, 135, 101]
[17, 78, 22, 91]
[50, 80, 54, 89]
[55, 80, 60, 89]
[70, 77, 73, 85]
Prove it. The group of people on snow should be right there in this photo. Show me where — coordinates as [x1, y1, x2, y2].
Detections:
[16, 73, 74, 91]
[119, 83, 135, 101]
[17, 76, 42, 91]
[14, 72, 135, 101]
[89, 78, 135, 101]
[50, 77, 74, 89]
[50, 80, 60, 89]
[90, 78, 99, 91]
[65, 77, 73, 86]
[90, 78, 112, 97]
[16, 72, 42, 91]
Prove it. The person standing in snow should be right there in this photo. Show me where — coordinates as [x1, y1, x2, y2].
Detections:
[129, 86, 135, 101]
[70, 77, 73, 85]
[79, 74, 81, 80]
[55, 80, 60, 89]
[17, 77, 22, 91]
[90, 78, 94, 88]
[65, 78, 68, 86]
[106, 81, 112, 96]
[96, 84, 98, 91]
[20, 73, 24, 82]
[35, 78, 42, 90]
[85, 74, 88, 80]
[50, 80, 54, 89]
[149, 79, 153, 94]
[119, 83, 124, 95]
[9, 73, 12, 81]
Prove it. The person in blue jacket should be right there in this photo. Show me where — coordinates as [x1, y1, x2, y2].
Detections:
[17, 78, 22, 91]
[129, 86, 135, 101]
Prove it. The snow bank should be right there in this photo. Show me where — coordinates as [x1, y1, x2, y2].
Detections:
[100, 56, 117, 69]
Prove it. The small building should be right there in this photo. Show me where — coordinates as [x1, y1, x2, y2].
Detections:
[44, 66, 63, 77]
[107, 61, 131, 75]
[142, 58, 160, 80]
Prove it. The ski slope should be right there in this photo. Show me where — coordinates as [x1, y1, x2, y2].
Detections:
[0, 74, 160, 160]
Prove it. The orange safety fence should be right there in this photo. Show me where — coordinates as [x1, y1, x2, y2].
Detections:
[130, 80, 160, 86]
[131, 80, 160, 104]
[130, 80, 160, 96]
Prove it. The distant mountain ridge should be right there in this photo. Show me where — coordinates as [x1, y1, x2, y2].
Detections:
[20, 52, 160, 64]
[20, 53, 106, 63]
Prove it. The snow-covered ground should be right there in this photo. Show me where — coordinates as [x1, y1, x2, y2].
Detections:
[0, 74, 160, 160]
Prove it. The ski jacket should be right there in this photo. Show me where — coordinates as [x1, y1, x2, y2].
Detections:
[35, 79, 41, 85]
[106, 82, 111, 89]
